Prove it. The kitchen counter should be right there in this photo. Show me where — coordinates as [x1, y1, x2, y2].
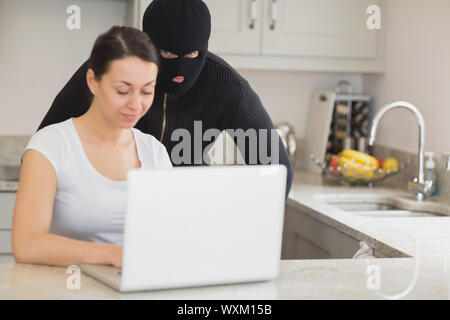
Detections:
[288, 170, 450, 261]
[0, 169, 449, 299]
[0, 258, 448, 299]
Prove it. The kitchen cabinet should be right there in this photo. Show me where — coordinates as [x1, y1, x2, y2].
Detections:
[0, 192, 16, 262]
[0, 255, 14, 263]
[0, 231, 13, 262]
[205, 0, 386, 72]
[261, 0, 379, 58]
[204, 0, 262, 54]
[0, 192, 15, 229]
[0, 231, 12, 253]
[130, 0, 262, 53]
[128, 0, 153, 30]
[281, 202, 362, 259]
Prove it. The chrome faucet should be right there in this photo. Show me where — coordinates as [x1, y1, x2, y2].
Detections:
[368, 101, 433, 201]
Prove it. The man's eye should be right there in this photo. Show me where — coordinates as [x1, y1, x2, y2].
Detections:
[160, 50, 178, 59]
[184, 51, 199, 58]
[118, 91, 129, 95]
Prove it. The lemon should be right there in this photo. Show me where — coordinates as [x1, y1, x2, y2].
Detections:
[382, 158, 399, 172]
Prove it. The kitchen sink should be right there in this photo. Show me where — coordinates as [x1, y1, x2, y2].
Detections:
[315, 194, 450, 218]
[332, 202, 397, 211]
[0, 165, 21, 181]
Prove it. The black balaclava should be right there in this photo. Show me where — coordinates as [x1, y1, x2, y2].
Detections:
[142, 0, 211, 97]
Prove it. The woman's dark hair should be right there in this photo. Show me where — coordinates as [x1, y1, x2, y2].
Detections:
[88, 26, 160, 80]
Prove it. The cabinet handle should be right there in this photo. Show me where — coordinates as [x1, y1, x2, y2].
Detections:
[249, 0, 257, 29]
[270, 0, 278, 30]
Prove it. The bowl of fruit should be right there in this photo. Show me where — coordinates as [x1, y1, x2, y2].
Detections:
[310, 149, 404, 185]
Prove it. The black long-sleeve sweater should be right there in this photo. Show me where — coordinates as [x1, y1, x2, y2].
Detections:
[38, 51, 294, 196]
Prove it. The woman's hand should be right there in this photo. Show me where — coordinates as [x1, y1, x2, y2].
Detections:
[109, 245, 123, 269]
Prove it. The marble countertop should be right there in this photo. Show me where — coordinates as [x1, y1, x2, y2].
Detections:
[287, 170, 450, 261]
[0, 169, 449, 299]
[0, 258, 448, 299]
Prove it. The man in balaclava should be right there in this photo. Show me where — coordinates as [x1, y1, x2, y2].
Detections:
[142, 0, 211, 97]
[38, 0, 293, 196]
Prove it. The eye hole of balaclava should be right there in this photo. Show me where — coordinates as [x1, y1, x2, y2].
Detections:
[156, 46, 207, 96]
[142, 0, 211, 97]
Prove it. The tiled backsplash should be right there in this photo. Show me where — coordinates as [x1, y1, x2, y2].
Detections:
[0, 136, 31, 166]
[436, 156, 450, 198]
[294, 138, 450, 197]
[369, 144, 417, 188]
[372, 144, 450, 197]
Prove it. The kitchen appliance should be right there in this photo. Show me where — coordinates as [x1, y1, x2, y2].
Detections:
[304, 81, 371, 173]
[80, 165, 287, 292]
[303, 90, 336, 173]
[276, 122, 296, 165]
[328, 81, 371, 155]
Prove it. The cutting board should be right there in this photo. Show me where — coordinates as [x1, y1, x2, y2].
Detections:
[303, 90, 336, 173]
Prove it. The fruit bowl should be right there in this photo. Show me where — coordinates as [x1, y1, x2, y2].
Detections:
[310, 151, 406, 186]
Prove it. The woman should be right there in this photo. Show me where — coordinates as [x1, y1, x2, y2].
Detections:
[11, 26, 171, 268]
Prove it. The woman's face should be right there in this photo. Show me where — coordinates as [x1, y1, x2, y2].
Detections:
[87, 56, 158, 128]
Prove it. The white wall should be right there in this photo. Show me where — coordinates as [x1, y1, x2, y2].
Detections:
[363, 0, 450, 155]
[0, 0, 129, 135]
[238, 70, 362, 139]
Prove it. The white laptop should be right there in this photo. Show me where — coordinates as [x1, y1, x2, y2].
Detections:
[80, 165, 287, 292]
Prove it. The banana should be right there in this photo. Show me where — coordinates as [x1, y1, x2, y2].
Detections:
[339, 149, 379, 170]
[338, 156, 374, 178]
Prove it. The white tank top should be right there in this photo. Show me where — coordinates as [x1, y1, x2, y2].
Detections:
[23, 118, 172, 245]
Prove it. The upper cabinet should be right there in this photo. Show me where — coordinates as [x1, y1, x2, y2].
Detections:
[131, 0, 386, 73]
[129, 0, 153, 30]
[204, 0, 262, 54]
[261, 0, 378, 58]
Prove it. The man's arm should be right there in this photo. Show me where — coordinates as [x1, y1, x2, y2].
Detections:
[227, 80, 294, 198]
[38, 60, 92, 131]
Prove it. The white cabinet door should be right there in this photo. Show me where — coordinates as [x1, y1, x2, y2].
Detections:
[0, 231, 12, 254]
[205, 0, 262, 54]
[130, 0, 385, 72]
[130, 0, 153, 30]
[0, 255, 14, 263]
[282, 203, 361, 259]
[0, 192, 16, 230]
[134, 0, 262, 54]
[262, 0, 379, 58]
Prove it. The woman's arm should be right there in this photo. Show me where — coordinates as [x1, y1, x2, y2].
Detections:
[11, 149, 122, 268]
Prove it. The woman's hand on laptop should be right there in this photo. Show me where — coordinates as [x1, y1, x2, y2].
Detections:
[109, 245, 123, 268]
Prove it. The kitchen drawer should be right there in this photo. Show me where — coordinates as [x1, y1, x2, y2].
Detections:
[0, 230, 12, 254]
[0, 192, 16, 229]
[0, 254, 14, 263]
